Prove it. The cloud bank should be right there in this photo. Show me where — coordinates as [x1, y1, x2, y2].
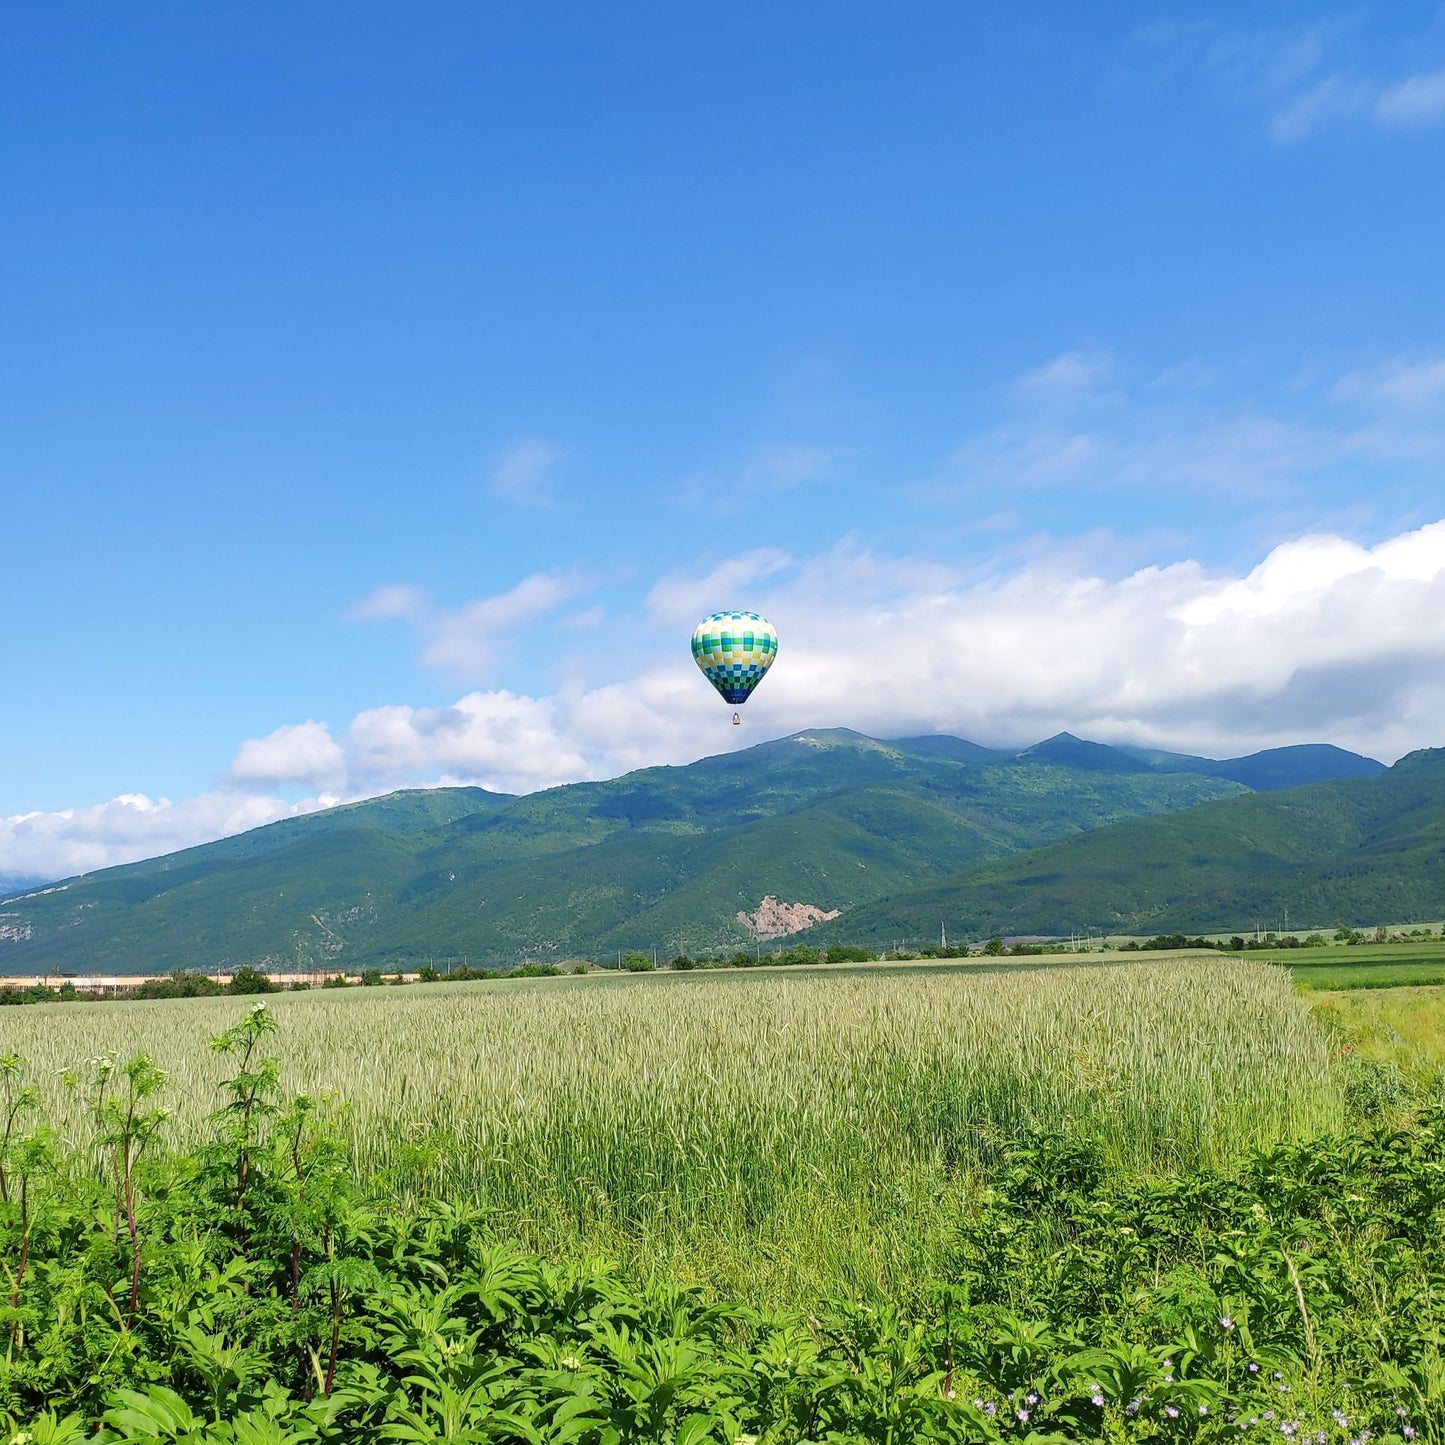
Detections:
[6, 518, 1445, 883]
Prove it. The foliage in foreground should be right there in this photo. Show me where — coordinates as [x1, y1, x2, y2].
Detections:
[1, 1008, 1443, 1442]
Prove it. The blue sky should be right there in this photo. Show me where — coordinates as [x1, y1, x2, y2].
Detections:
[5, 2, 1445, 877]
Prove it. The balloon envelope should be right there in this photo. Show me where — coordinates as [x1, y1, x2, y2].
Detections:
[691, 611, 778, 705]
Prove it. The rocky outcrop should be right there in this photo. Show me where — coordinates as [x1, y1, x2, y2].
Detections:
[737, 895, 840, 941]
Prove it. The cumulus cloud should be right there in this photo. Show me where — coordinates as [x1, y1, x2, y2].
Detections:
[228, 721, 346, 790]
[346, 692, 591, 795]
[11, 517, 1445, 881]
[0, 790, 339, 883]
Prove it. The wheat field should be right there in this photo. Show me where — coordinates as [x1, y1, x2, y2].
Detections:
[1, 959, 1341, 1302]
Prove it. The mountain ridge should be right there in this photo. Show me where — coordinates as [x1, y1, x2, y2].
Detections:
[0, 730, 1391, 971]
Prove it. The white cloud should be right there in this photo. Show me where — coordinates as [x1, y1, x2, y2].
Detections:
[490, 438, 563, 507]
[1140, 18, 1445, 142]
[228, 721, 347, 790]
[13, 516, 1445, 882]
[347, 583, 428, 623]
[350, 570, 591, 682]
[1014, 349, 1113, 400]
[0, 790, 338, 882]
[1376, 66, 1445, 129]
[924, 347, 1445, 508]
[671, 442, 841, 510]
[1335, 355, 1445, 411]
[1270, 74, 1372, 143]
[421, 573, 587, 677]
[646, 548, 793, 623]
[346, 692, 591, 795]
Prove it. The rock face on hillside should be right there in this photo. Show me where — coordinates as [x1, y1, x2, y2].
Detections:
[737, 896, 840, 940]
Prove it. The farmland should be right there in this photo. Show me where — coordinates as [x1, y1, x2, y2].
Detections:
[3, 957, 1443, 1441]
[0, 958, 1337, 1304]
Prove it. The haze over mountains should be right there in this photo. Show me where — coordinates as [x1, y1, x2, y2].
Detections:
[0, 729, 1416, 975]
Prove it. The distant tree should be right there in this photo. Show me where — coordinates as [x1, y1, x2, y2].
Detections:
[227, 967, 278, 996]
[621, 952, 654, 972]
[670, 954, 695, 970]
[1229, 937, 1247, 953]
[417, 965, 441, 983]
[135, 970, 222, 1000]
[982, 937, 1005, 956]
[775, 945, 821, 967]
[824, 945, 877, 964]
[360, 969, 384, 987]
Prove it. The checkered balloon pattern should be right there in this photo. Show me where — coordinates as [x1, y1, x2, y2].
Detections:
[691, 611, 778, 705]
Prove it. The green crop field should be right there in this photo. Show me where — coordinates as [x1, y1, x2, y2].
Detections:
[1284, 938, 1445, 990]
[5, 958, 1336, 1304]
[7, 957, 1445, 1441]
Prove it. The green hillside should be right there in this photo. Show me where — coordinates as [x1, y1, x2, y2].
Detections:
[0, 729, 1268, 972]
[809, 747, 1445, 944]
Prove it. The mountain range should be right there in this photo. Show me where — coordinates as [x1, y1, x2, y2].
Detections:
[0, 730, 1415, 974]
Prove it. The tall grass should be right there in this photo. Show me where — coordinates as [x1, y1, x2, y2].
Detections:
[2, 959, 1342, 1303]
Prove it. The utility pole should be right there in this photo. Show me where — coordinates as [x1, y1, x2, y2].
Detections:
[940, 920, 947, 950]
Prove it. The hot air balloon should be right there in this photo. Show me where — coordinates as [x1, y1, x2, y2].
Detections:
[691, 611, 778, 725]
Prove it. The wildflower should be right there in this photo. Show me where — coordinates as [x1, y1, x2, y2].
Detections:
[1092, 1394, 1105, 1407]
[1249, 1362, 1260, 1373]
[984, 1403, 996, 1416]
[1221, 1315, 1235, 1330]
[973, 1399, 983, 1409]
[1017, 1410, 1030, 1423]
[1026, 1393, 1038, 1405]
[1126, 1397, 1143, 1417]
[1274, 1371, 1282, 1380]
[1167, 1406, 1180, 1419]
[1404, 1429, 1418, 1441]
[1281, 1426, 1296, 1438]
[1264, 1412, 1275, 1422]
